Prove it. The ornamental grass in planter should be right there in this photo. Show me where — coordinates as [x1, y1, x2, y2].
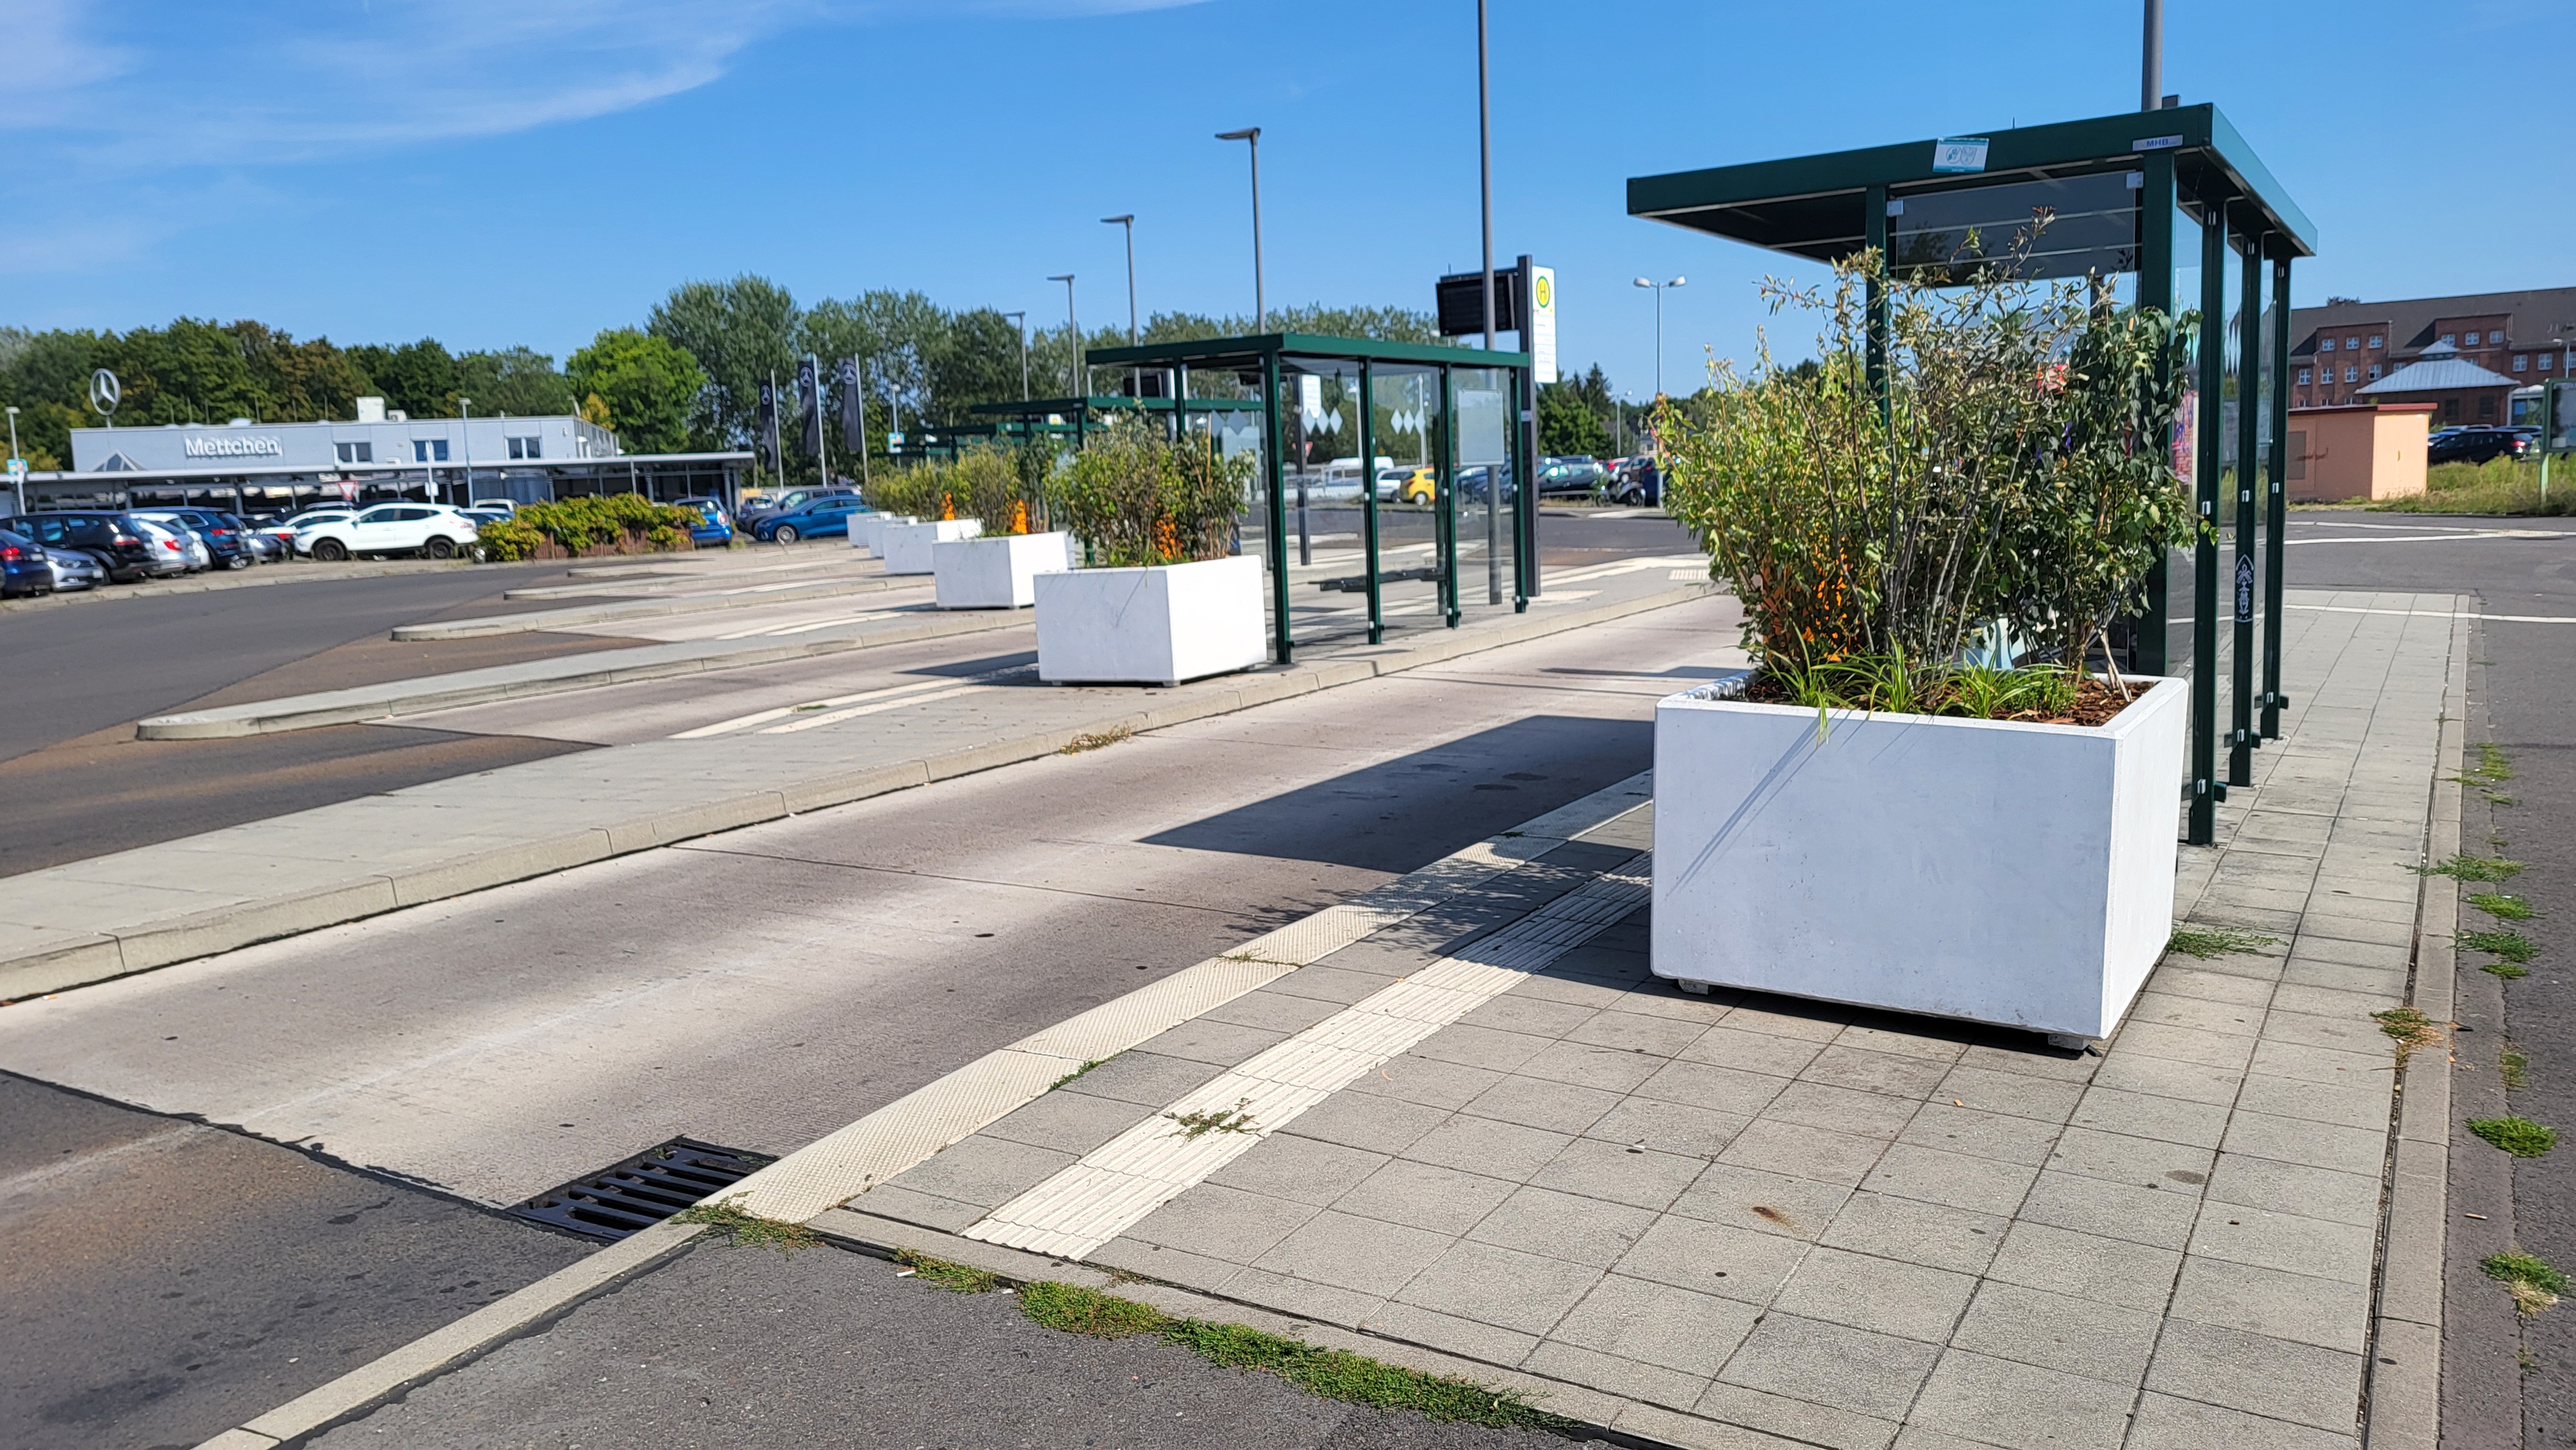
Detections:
[1034, 420, 1264, 684]
[1650, 245, 2200, 1039]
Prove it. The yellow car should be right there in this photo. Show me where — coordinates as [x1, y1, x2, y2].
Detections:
[1377, 467, 1438, 506]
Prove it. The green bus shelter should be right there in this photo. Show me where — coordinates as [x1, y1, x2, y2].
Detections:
[1628, 103, 2316, 845]
[1084, 333, 1539, 666]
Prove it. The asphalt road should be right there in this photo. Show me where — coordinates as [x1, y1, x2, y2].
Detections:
[2230, 512, 2575, 1449]
[0, 592, 1734, 1449]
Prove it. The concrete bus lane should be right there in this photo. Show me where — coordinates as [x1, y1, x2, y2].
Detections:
[0, 594, 1735, 1450]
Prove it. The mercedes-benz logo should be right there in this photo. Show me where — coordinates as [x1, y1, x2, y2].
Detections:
[88, 368, 122, 418]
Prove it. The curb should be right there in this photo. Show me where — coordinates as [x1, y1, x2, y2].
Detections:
[184, 773, 1663, 1450]
[390, 572, 904, 640]
[2362, 595, 2472, 1448]
[133, 609, 1023, 739]
[17, 585, 1711, 1001]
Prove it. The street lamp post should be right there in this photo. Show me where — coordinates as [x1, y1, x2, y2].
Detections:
[1001, 311, 1029, 401]
[1048, 275, 1081, 397]
[6, 406, 21, 513]
[1103, 214, 1141, 398]
[1475, 0, 1502, 606]
[1633, 278, 1686, 398]
[457, 397, 473, 506]
[1215, 129, 1265, 332]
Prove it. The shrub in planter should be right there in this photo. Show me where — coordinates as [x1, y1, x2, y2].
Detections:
[1649, 247, 2200, 1038]
[1035, 421, 1263, 683]
[868, 451, 1041, 537]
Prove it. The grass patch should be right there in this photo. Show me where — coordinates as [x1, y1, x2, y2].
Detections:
[2471, 893, 2540, 921]
[1165, 1098, 1258, 1140]
[894, 1248, 1002, 1294]
[2504, 1046, 2532, 1090]
[1061, 724, 1137, 754]
[2421, 854, 2525, 883]
[1048, 1058, 1105, 1092]
[2470, 1116, 2560, 1158]
[2461, 928, 2538, 963]
[2462, 742, 2516, 784]
[2486, 961, 2532, 980]
[2374, 458, 2576, 517]
[2164, 926, 2281, 960]
[1016, 1282, 1573, 1430]
[2484, 1251, 2571, 1316]
[673, 1196, 822, 1255]
[2373, 1007, 2444, 1064]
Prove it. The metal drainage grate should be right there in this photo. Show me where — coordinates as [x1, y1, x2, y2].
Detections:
[509, 1138, 769, 1241]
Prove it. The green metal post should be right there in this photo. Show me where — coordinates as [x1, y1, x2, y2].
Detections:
[2262, 254, 2290, 740]
[2190, 203, 2225, 846]
[1515, 359, 1535, 610]
[1440, 364, 1461, 628]
[1863, 184, 1889, 411]
[2231, 221, 2260, 787]
[2135, 153, 2177, 679]
[1359, 361, 1383, 644]
[1262, 352, 1292, 664]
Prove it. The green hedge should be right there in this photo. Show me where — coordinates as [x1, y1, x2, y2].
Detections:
[478, 494, 699, 561]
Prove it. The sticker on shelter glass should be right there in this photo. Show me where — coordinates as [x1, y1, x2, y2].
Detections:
[1931, 137, 1989, 174]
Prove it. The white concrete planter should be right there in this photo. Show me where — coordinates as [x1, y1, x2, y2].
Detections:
[1651, 675, 2188, 1039]
[849, 513, 916, 556]
[880, 518, 983, 575]
[933, 531, 1074, 609]
[1034, 554, 1267, 685]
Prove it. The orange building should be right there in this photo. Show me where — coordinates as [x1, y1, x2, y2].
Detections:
[2284, 403, 2433, 503]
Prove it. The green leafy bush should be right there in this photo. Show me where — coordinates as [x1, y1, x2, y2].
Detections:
[1658, 241, 2194, 717]
[476, 494, 699, 561]
[1053, 419, 1249, 567]
[865, 450, 1037, 536]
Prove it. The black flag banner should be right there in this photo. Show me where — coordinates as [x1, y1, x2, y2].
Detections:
[795, 357, 822, 458]
[756, 377, 779, 471]
[837, 357, 864, 454]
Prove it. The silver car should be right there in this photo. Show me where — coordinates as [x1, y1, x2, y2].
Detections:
[45, 547, 104, 592]
[129, 517, 204, 576]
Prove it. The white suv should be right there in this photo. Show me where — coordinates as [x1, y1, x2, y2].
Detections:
[297, 504, 480, 561]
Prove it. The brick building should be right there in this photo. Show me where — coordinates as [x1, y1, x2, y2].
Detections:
[2289, 287, 2576, 411]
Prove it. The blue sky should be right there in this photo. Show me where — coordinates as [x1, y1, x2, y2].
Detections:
[3, 0, 2565, 400]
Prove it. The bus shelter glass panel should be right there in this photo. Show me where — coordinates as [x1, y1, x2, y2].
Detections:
[1454, 364, 1517, 610]
[1369, 363, 1449, 634]
[2215, 231, 2244, 726]
[2166, 200, 2205, 675]
[1888, 171, 2142, 283]
[1280, 357, 1370, 645]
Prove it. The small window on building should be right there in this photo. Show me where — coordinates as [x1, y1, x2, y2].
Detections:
[2514, 355, 2529, 372]
[2345, 366, 2358, 383]
[2441, 334, 2456, 345]
[2467, 332, 2482, 345]
[334, 441, 372, 464]
[2370, 365, 2382, 380]
[412, 439, 450, 463]
[2297, 368, 2311, 385]
[507, 436, 542, 460]
[2369, 334, 2383, 348]
[2348, 337, 2363, 350]
[2320, 338, 2336, 352]
[2479, 397, 2497, 420]
[2543, 355, 2557, 371]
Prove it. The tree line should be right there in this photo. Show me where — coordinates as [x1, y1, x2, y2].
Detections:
[0, 278, 1642, 476]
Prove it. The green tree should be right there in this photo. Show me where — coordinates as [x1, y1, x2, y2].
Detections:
[929, 307, 1027, 419]
[231, 321, 374, 421]
[649, 274, 799, 449]
[347, 339, 460, 417]
[457, 347, 576, 417]
[1538, 382, 1611, 457]
[567, 329, 706, 454]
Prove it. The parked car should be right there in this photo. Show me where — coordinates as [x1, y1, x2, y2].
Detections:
[460, 507, 515, 532]
[739, 487, 860, 526]
[1458, 466, 1516, 504]
[1534, 457, 1608, 498]
[44, 546, 104, 592]
[1375, 467, 1437, 505]
[468, 498, 518, 514]
[0, 512, 160, 582]
[130, 516, 205, 575]
[295, 503, 480, 561]
[0, 527, 53, 599]
[1609, 456, 1662, 506]
[2429, 427, 2532, 466]
[674, 496, 735, 547]
[133, 509, 257, 569]
[752, 494, 868, 543]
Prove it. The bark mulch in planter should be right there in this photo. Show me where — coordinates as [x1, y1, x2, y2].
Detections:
[1732, 672, 2141, 727]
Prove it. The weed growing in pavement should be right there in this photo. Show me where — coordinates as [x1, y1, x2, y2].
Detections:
[894, 1248, 1001, 1294]
[673, 1197, 821, 1255]
[2484, 1252, 2570, 1316]
[1061, 725, 1137, 754]
[1047, 1059, 1104, 1092]
[2373, 1008, 2444, 1064]
[1015, 1282, 1574, 1430]
[2486, 962, 2533, 980]
[2504, 1046, 2532, 1090]
[2421, 854, 2525, 883]
[1165, 1098, 1258, 1140]
[2470, 1116, 2561, 1158]
[2463, 929, 2539, 963]
[2164, 926, 2281, 960]
[2456, 742, 2515, 787]
[2472, 894, 2540, 922]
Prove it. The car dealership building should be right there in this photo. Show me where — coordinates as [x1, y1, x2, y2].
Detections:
[24, 400, 748, 516]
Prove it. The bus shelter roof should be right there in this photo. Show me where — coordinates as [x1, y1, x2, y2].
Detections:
[1086, 332, 1532, 372]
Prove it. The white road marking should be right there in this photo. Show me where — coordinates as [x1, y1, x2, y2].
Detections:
[2284, 605, 2576, 625]
[963, 858, 1651, 1259]
[758, 685, 983, 733]
[2284, 529, 2569, 547]
[672, 665, 1032, 740]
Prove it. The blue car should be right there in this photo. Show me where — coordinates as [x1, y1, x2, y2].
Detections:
[674, 496, 735, 547]
[752, 494, 869, 543]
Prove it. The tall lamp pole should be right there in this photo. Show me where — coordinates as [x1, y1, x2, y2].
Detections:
[1475, 0, 1502, 605]
[1103, 214, 1140, 397]
[1215, 130, 1265, 332]
[457, 397, 473, 506]
[1633, 278, 1685, 398]
[6, 406, 21, 513]
[2141, 0, 2163, 112]
[1001, 311, 1030, 401]
[1048, 275, 1081, 397]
